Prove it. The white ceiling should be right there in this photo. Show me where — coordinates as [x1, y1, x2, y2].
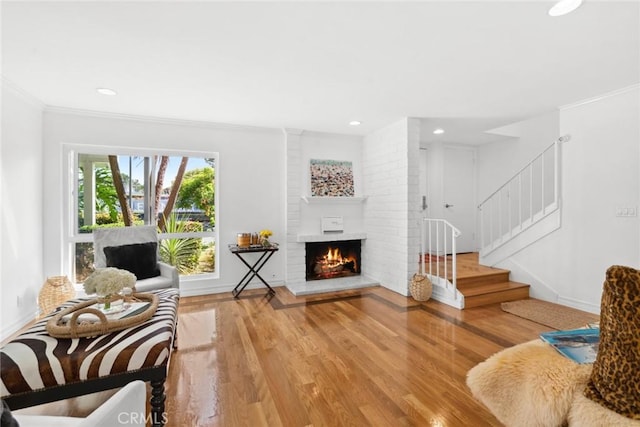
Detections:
[2, 1, 639, 144]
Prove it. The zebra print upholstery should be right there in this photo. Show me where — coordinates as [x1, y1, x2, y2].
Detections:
[0, 288, 178, 427]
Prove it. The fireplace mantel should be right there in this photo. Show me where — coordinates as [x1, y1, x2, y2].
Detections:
[301, 196, 368, 204]
[296, 232, 366, 243]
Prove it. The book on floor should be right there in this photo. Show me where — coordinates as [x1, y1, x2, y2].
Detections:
[539, 327, 600, 364]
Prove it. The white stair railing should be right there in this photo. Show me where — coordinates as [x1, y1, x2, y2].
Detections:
[420, 218, 461, 296]
[477, 138, 564, 254]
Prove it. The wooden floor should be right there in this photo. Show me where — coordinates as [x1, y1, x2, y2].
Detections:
[164, 285, 552, 426]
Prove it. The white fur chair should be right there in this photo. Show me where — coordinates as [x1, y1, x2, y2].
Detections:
[13, 381, 147, 427]
[93, 225, 179, 292]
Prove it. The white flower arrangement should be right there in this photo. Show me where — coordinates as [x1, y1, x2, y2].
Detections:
[83, 267, 136, 296]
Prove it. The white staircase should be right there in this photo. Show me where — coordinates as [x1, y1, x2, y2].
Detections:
[477, 138, 566, 265]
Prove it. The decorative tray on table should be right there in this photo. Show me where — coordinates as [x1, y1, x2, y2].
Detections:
[46, 293, 159, 339]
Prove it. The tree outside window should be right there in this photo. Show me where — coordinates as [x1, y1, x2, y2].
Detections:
[74, 153, 217, 282]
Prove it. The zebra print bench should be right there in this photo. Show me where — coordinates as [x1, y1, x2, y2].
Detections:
[0, 288, 179, 427]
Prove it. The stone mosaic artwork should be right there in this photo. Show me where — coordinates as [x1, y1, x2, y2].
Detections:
[309, 159, 354, 197]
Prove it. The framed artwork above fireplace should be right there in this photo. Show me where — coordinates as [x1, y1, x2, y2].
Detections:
[309, 159, 354, 197]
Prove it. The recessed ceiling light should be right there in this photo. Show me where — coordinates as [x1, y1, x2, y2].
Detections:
[433, 128, 445, 135]
[96, 88, 117, 96]
[349, 120, 361, 126]
[548, 0, 583, 17]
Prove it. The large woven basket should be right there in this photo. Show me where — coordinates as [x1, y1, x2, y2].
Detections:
[409, 273, 432, 302]
[39, 276, 76, 316]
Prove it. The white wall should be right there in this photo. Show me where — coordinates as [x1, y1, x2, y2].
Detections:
[491, 86, 640, 312]
[476, 111, 560, 203]
[42, 109, 286, 297]
[1, 82, 44, 340]
[363, 118, 421, 295]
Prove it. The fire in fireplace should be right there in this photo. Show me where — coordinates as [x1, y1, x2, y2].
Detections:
[305, 240, 361, 281]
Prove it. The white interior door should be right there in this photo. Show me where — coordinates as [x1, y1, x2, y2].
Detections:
[443, 146, 476, 253]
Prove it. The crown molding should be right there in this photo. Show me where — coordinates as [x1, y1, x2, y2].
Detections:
[559, 83, 640, 111]
[282, 128, 305, 136]
[1, 77, 45, 109]
[299, 129, 363, 141]
[43, 105, 283, 135]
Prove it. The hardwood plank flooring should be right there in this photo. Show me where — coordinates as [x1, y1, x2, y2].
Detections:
[165, 286, 552, 426]
[421, 252, 508, 283]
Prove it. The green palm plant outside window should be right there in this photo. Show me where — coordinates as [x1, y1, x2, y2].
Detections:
[159, 213, 202, 274]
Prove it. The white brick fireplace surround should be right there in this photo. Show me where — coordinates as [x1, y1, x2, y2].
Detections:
[284, 121, 421, 297]
[284, 129, 376, 295]
[289, 232, 376, 296]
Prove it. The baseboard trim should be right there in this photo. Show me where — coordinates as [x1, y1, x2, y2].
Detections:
[557, 295, 600, 315]
[1, 310, 38, 343]
[179, 281, 285, 297]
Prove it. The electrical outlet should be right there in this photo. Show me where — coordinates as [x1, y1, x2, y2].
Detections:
[16, 296, 21, 306]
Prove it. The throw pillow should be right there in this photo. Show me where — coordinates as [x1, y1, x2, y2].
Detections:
[103, 242, 161, 280]
[584, 265, 640, 420]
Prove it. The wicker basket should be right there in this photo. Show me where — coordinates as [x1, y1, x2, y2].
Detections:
[39, 276, 76, 316]
[409, 273, 432, 302]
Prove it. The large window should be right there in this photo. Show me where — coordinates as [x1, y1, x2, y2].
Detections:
[67, 147, 219, 283]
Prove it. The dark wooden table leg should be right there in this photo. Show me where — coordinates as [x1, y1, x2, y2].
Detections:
[150, 378, 166, 427]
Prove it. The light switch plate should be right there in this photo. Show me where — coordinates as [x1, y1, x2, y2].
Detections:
[616, 206, 638, 217]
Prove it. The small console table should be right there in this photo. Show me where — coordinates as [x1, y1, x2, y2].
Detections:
[228, 244, 279, 297]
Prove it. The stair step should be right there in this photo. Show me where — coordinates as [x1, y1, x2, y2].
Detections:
[421, 252, 530, 309]
[457, 270, 511, 288]
[460, 280, 529, 296]
[460, 281, 531, 309]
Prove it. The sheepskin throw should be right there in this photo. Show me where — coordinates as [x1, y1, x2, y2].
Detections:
[584, 265, 640, 420]
[467, 340, 591, 427]
[467, 340, 640, 427]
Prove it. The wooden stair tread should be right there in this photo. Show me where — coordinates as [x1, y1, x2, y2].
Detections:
[458, 281, 530, 297]
[420, 252, 531, 309]
[457, 271, 511, 287]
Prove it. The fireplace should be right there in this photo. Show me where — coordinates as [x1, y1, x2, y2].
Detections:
[305, 240, 361, 281]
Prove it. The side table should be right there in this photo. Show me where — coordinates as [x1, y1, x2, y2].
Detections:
[228, 244, 279, 297]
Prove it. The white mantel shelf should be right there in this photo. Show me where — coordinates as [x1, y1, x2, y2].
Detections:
[296, 232, 367, 243]
[301, 196, 368, 204]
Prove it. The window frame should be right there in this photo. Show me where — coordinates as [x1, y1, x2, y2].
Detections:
[63, 144, 220, 283]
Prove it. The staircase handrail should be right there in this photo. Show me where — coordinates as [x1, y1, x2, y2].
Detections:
[421, 218, 460, 297]
[477, 137, 564, 255]
[477, 141, 556, 210]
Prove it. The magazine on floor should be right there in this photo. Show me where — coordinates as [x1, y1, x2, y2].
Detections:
[539, 327, 600, 364]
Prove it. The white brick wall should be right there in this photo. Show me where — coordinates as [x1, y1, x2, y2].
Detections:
[286, 129, 370, 286]
[285, 122, 421, 295]
[363, 118, 421, 295]
[284, 129, 306, 284]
